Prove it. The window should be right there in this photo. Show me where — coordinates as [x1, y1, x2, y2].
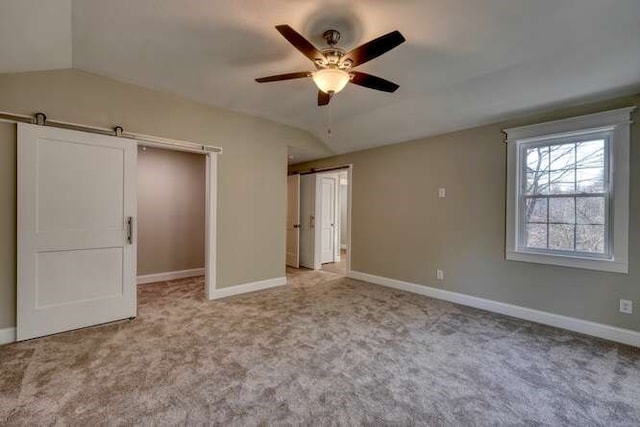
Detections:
[505, 107, 634, 273]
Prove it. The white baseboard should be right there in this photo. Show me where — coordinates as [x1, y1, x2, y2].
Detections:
[137, 268, 205, 285]
[0, 327, 16, 345]
[209, 276, 287, 300]
[349, 271, 640, 348]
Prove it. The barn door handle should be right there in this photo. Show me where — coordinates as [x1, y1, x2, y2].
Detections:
[126, 217, 134, 244]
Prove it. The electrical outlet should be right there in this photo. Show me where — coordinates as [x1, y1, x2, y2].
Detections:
[436, 269, 444, 280]
[619, 299, 633, 314]
[438, 188, 446, 198]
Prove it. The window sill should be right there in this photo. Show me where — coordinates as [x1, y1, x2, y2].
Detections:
[506, 250, 628, 274]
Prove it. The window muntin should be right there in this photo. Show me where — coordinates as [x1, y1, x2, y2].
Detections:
[517, 131, 611, 259]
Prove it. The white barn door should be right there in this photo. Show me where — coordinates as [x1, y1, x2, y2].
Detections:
[17, 124, 137, 341]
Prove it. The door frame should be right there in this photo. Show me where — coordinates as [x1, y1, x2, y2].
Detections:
[313, 165, 352, 275]
[139, 143, 219, 300]
[204, 152, 218, 299]
[286, 174, 301, 268]
[298, 174, 316, 269]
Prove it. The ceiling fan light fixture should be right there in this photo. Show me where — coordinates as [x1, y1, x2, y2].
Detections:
[312, 68, 350, 94]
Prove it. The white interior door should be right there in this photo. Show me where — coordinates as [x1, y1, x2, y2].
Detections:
[334, 173, 347, 261]
[17, 123, 137, 341]
[299, 174, 316, 269]
[320, 176, 336, 264]
[286, 174, 300, 268]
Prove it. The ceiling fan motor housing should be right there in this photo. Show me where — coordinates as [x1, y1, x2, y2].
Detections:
[319, 30, 351, 68]
[323, 29, 341, 46]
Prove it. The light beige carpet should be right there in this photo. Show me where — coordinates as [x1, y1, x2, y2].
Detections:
[1, 268, 639, 425]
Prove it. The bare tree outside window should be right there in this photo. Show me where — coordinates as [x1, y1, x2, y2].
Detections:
[522, 137, 607, 255]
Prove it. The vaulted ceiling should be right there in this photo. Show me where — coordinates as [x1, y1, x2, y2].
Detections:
[2, 0, 640, 158]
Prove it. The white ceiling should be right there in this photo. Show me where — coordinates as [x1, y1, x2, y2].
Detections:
[0, 0, 72, 72]
[2, 0, 640, 157]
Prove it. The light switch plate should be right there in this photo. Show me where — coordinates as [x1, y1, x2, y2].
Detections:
[619, 299, 633, 314]
[438, 188, 446, 198]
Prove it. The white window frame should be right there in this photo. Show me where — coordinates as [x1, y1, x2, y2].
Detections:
[504, 107, 635, 273]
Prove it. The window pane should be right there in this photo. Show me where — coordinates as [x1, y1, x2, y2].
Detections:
[549, 170, 575, 194]
[526, 172, 549, 195]
[576, 225, 605, 253]
[526, 224, 547, 249]
[550, 144, 575, 170]
[526, 146, 549, 171]
[549, 197, 575, 223]
[517, 130, 614, 262]
[576, 168, 605, 193]
[525, 198, 547, 223]
[576, 140, 605, 168]
[576, 197, 605, 225]
[549, 224, 575, 251]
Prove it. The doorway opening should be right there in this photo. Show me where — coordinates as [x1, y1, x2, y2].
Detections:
[318, 170, 348, 275]
[136, 146, 207, 301]
[286, 165, 351, 277]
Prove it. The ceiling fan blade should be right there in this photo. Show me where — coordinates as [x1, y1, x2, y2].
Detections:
[350, 72, 400, 93]
[318, 90, 332, 106]
[276, 25, 325, 63]
[344, 30, 406, 67]
[255, 72, 312, 83]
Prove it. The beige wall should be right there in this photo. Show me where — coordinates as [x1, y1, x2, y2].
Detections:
[137, 146, 205, 276]
[0, 69, 332, 330]
[290, 94, 640, 332]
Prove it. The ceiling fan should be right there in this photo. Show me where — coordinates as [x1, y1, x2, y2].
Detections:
[256, 25, 406, 106]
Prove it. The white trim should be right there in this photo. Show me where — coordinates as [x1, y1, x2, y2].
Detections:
[208, 277, 287, 300]
[313, 174, 323, 270]
[137, 268, 205, 285]
[349, 271, 640, 348]
[504, 107, 635, 141]
[504, 107, 634, 273]
[345, 166, 352, 276]
[505, 250, 628, 273]
[204, 153, 218, 299]
[0, 327, 16, 345]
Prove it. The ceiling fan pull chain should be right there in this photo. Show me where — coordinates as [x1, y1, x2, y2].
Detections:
[327, 100, 332, 138]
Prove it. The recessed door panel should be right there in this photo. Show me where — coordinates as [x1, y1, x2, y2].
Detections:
[36, 139, 125, 232]
[36, 248, 123, 308]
